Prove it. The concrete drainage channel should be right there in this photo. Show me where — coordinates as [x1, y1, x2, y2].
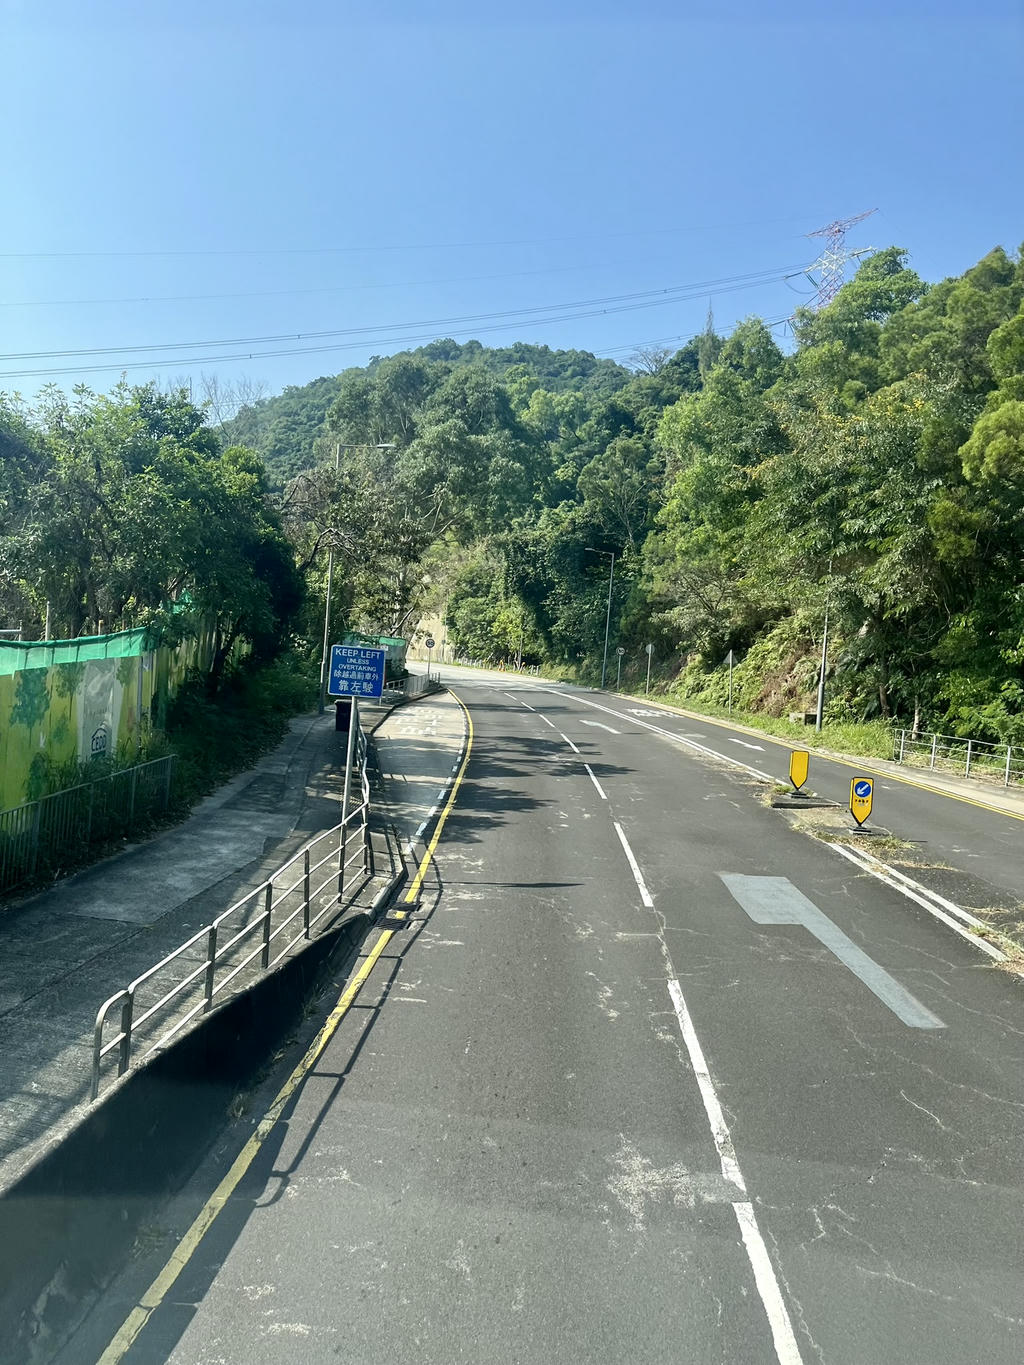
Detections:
[0, 717, 420, 1365]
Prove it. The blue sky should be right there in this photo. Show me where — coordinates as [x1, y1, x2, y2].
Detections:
[3, 0, 1021, 400]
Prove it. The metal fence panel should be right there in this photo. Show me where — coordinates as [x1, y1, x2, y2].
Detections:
[91, 722, 374, 1101]
[0, 756, 174, 896]
[892, 729, 1024, 787]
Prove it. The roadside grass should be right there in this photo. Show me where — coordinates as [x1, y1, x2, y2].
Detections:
[631, 689, 894, 760]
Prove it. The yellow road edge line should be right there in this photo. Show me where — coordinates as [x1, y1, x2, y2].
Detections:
[405, 688, 473, 903]
[99, 690, 474, 1364]
[609, 692, 1024, 826]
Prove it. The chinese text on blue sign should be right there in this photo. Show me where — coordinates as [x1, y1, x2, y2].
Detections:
[329, 644, 386, 699]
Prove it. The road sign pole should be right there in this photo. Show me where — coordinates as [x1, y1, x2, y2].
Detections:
[318, 546, 335, 715]
[727, 649, 734, 716]
[616, 652, 622, 690]
[601, 552, 615, 688]
[338, 696, 358, 895]
[645, 644, 653, 696]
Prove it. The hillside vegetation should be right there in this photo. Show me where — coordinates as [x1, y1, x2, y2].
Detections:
[4, 240, 1023, 750]
[262, 241, 1024, 743]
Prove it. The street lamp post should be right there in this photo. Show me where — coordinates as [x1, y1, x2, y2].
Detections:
[319, 441, 396, 713]
[586, 548, 616, 689]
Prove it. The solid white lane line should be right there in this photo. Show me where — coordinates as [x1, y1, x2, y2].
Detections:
[580, 719, 620, 733]
[538, 714, 558, 728]
[666, 978, 803, 1363]
[728, 738, 765, 751]
[666, 979, 744, 1189]
[559, 732, 581, 754]
[732, 1203, 805, 1365]
[613, 822, 654, 907]
[828, 842, 1006, 962]
[537, 687, 775, 782]
[584, 764, 608, 800]
[846, 843, 993, 930]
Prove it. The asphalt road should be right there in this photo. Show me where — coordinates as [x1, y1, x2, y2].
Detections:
[72, 670, 1024, 1364]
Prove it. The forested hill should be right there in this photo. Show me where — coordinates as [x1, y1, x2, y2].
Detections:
[220, 341, 630, 487]
[4, 239, 1023, 748]
[269, 240, 1023, 744]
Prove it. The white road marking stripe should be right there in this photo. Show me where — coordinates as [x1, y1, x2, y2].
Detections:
[828, 842, 1006, 962]
[504, 690, 536, 711]
[427, 805, 438, 817]
[666, 979, 745, 1189]
[537, 687, 775, 781]
[415, 823, 427, 837]
[580, 719, 620, 733]
[584, 764, 607, 799]
[538, 713, 558, 728]
[613, 822, 654, 907]
[667, 979, 802, 1363]
[720, 874, 945, 1028]
[733, 1202, 805, 1365]
[559, 732, 581, 753]
[728, 738, 765, 751]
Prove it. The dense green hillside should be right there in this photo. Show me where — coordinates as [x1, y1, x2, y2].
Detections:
[5, 240, 1023, 745]
[220, 341, 630, 487]
[276, 241, 1024, 743]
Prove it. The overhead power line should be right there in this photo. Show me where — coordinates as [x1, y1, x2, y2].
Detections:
[0, 267, 809, 381]
[0, 215, 814, 260]
[0, 255, 703, 310]
[2, 260, 819, 365]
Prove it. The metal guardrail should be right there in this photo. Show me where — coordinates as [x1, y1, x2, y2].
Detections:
[892, 729, 1024, 787]
[0, 756, 174, 895]
[90, 725, 372, 1100]
[385, 672, 443, 701]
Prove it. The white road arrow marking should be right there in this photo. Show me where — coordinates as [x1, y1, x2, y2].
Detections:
[580, 720, 620, 733]
[728, 738, 764, 751]
[720, 874, 945, 1028]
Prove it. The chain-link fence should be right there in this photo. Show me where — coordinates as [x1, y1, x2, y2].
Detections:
[0, 756, 174, 896]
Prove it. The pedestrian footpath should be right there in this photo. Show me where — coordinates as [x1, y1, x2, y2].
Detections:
[0, 696, 401, 1193]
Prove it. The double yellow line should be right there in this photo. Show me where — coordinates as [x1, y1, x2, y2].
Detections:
[99, 691, 473, 1363]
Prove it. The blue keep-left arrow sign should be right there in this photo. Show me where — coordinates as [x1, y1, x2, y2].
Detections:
[853, 779, 872, 798]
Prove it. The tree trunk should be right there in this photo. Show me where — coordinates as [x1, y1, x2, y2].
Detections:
[878, 655, 891, 720]
[208, 621, 238, 696]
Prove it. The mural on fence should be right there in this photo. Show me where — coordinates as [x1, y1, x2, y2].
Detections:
[0, 624, 217, 810]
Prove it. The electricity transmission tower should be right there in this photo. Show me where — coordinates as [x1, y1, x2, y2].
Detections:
[806, 209, 877, 308]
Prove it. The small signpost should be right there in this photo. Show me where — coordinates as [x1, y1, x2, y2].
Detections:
[615, 645, 625, 690]
[645, 642, 654, 695]
[329, 644, 386, 832]
[726, 648, 735, 715]
[425, 636, 436, 680]
[789, 749, 809, 793]
[849, 777, 874, 829]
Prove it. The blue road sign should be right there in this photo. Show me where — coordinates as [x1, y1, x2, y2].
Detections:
[853, 779, 872, 798]
[329, 644, 386, 699]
